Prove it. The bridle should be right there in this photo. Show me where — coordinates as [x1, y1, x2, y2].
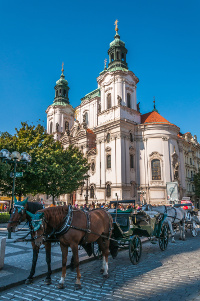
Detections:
[8, 205, 26, 226]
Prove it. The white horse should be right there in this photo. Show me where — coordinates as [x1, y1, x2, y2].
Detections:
[142, 204, 186, 243]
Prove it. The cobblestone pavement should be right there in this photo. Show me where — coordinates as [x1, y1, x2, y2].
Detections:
[1, 231, 200, 301]
[0, 223, 88, 289]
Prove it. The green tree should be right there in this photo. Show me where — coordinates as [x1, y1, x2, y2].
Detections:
[0, 122, 89, 203]
[194, 172, 200, 198]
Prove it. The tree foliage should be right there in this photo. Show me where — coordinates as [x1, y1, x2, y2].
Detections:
[194, 172, 200, 198]
[0, 122, 89, 202]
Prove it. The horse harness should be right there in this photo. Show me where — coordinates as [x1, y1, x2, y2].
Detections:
[166, 207, 183, 223]
[35, 206, 113, 242]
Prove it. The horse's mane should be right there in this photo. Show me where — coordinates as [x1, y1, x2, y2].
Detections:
[27, 202, 43, 214]
[40, 206, 69, 228]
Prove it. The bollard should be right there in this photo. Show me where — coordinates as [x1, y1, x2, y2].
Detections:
[0, 237, 6, 269]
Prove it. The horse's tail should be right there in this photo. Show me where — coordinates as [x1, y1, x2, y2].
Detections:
[109, 239, 118, 259]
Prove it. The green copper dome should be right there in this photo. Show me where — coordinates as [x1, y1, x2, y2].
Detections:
[109, 33, 125, 48]
[53, 65, 70, 105]
[107, 30, 128, 71]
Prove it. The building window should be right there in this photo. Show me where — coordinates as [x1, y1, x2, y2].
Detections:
[190, 158, 192, 165]
[107, 93, 111, 109]
[106, 133, 110, 143]
[117, 52, 119, 59]
[63, 89, 66, 97]
[56, 90, 58, 97]
[50, 122, 53, 134]
[59, 89, 62, 96]
[130, 154, 134, 169]
[106, 184, 111, 197]
[130, 133, 133, 142]
[90, 186, 94, 198]
[121, 53, 124, 61]
[151, 159, 161, 180]
[127, 93, 131, 108]
[91, 162, 95, 172]
[107, 155, 111, 169]
[111, 53, 114, 61]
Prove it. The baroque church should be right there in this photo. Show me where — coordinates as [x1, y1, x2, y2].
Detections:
[46, 23, 199, 205]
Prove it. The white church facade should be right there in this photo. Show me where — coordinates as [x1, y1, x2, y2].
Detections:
[46, 24, 200, 206]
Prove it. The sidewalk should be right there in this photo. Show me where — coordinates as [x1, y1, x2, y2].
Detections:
[0, 223, 148, 292]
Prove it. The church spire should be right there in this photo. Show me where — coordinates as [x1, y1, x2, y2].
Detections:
[53, 63, 70, 104]
[107, 20, 128, 71]
[152, 97, 158, 113]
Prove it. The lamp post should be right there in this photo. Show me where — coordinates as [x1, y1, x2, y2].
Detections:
[0, 149, 31, 238]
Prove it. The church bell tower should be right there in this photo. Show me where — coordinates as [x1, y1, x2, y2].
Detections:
[46, 64, 74, 140]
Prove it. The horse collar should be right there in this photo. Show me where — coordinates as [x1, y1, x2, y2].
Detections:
[50, 205, 73, 238]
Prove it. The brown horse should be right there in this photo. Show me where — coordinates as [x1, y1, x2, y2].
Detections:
[7, 198, 52, 285]
[27, 205, 116, 289]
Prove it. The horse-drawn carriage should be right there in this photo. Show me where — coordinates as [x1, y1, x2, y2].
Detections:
[108, 200, 169, 265]
[173, 202, 200, 237]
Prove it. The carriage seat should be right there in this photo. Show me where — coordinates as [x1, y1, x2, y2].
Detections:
[132, 210, 159, 227]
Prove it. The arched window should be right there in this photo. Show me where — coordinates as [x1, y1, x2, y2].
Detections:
[56, 90, 58, 97]
[59, 89, 62, 96]
[106, 184, 111, 198]
[107, 154, 111, 169]
[117, 52, 119, 60]
[107, 94, 111, 109]
[106, 133, 110, 143]
[151, 159, 161, 180]
[90, 186, 94, 198]
[130, 154, 134, 169]
[121, 53, 124, 61]
[63, 90, 66, 97]
[50, 122, 53, 134]
[130, 133, 133, 142]
[127, 93, 131, 108]
[111, 54, 114, 61]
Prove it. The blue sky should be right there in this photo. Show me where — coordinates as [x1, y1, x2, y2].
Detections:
[0, 0, 199, 139]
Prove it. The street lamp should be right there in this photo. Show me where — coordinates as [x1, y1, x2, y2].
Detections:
[0, 149, 31, 238]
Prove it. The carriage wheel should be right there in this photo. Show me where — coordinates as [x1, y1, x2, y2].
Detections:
[129, 235, 142, 265]
[92, 242, 102, 259]
[159, 224, 169, 251]
[190, 222, 198, 237]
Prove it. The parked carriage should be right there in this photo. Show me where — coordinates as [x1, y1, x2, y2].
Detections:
[107, 200, 169, 265]
[173, 203, 199, 237]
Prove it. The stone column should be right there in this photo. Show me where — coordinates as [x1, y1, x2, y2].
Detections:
[101, 87, 105, 111]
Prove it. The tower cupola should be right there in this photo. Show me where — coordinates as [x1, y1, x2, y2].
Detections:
[107, 20, 128, 71]
[54, 63, 70, 104]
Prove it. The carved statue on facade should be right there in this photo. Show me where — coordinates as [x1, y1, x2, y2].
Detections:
[137, 102, 140, 112]
[98, 102, 101, 113]
[65, 121, 69, 131]
[117, 95, 122, 105]
[174, 162, 179, 180]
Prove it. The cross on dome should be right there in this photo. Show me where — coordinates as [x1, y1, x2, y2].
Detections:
[114, 19, 119, 33]
[61, 62, 64, 74]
